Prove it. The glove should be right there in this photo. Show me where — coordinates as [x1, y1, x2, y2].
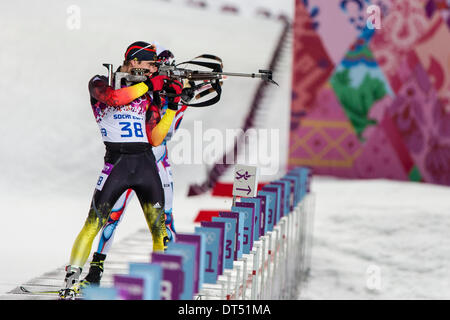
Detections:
[164, 79, 183, 110]
[152, 91, 162, 108]
[144, 75, 169, 92]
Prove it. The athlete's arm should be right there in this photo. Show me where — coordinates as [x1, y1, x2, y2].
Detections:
[88, 75, 148, 107]
[159, 96, 187, 133]
[146, 104, 176, 147]
[145, 79, 183, 146]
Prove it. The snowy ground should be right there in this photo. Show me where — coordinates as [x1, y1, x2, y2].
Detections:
[299, 177, 450, 300]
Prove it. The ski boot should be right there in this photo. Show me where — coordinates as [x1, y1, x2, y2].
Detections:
[82, 252, 106, 286]
[59, 265, 82, 300]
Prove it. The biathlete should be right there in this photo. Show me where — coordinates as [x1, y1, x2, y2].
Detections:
[61, 41, 183, 299]
[80, 45, 187, 288]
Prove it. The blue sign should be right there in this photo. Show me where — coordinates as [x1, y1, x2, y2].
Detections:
[257, 191, 276, 232]
[196, 232, 206, 290]
[151, 252, 184, 300]
[282, 175, 300, 209]
[231, 204, 254, 254]
[261, 184, 282, 226]
[289, 167, 311, 201]
[195, 226, 222, 284]
[272, 180, 291, 217]
[240, 197, 262, 241]
[128, 263, 163, 300]
[219, 211, 244, 259]
[176, 233, 203, 294]
[83, 287, 118, 300]
[166, 242, 196, 300]
[256, 194, 267, 236]
[263, 184, 284, 222]
[212, 216, 237, 269]
[201, 221, 225, 276]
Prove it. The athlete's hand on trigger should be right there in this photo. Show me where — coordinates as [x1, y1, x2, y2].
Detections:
[144, 75, 169, 92]
[165, 79, 183, 110]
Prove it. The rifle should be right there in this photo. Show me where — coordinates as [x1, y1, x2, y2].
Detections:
[158, 64, 278, 84]
[103, 54, 278, 107]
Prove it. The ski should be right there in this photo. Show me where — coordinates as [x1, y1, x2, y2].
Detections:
[18, 286, 60, 295]
[18, 286, 82, 300]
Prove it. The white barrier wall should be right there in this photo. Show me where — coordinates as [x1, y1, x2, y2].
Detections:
[197, 191, 315, 300]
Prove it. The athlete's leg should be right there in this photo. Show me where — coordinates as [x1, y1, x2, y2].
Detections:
[64, 186, 124, 293]
[134, 151, 167, 252]
[139, 200, 167, 252]
[156, 159, 174, 240]
[161, 157, 176, 241]
[81, 189, 134, 285]
[96, 189, 134, 254]
[69, 155, 128, 269]
[153, 145, 175, 243]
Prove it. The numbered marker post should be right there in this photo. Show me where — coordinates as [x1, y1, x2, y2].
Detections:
[281, 175, 299, 211]
[287, 169, 302, 203]
[212, 217, 237, 269]
[128, 263, 162, 300]
[261, 185, 282, 224]
[83, 287, 118, 300]
[272, 180, 291, 218]
[201, 221, 225, 276]
[256, 194, 268, 236]
[219, 211, 244, 259]
[113, 274, 145, 300]
[195, 226, 222, 284]
[257, 191, 276, 232]
[267, 182, 286, 219]
[166, 242, 197, 300]
[232, 201, 255, 253]
[289, 167, 311, 201]
[150, 253, 184, 300]
[176, 233, 203, 294]
[262, 184, 282, 225]
[240, 197, 262, 241]
[231, 204, 254, 254]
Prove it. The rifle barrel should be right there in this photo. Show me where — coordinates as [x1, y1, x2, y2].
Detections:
[216, 71, 265, 79]
[162, 66, 278, 85]
[218, 71, 278, 85]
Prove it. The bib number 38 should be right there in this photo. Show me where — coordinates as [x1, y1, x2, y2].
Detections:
[119, 121, 144, 138]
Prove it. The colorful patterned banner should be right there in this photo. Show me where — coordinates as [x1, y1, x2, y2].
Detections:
[290, 0, 335, 129]
[289, 0, 450, 186]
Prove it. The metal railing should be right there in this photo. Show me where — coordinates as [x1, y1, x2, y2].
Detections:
[196, 192, 315, 300]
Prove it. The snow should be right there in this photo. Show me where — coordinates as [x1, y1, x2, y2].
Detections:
[299, 177, 450, 299]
